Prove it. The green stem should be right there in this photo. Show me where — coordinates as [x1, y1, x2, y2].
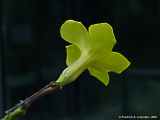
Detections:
[1, 107, 26, 120]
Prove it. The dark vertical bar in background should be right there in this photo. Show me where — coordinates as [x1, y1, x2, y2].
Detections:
[0, 0, 3, 115]
[0, 21, 3, 116]
[31, 0, 49, 87]
[0, 0, 7, 115]
[31, 0, 49, 119]
[122, 73, 129, 113]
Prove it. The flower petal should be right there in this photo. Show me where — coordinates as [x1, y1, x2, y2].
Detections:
[91, 52, 130, 74]
[88, 23, 116, 51]
[108, 52, 130, 73]
[88, 67, 109, 86]
[60, 20, 89, 50]
[66, 44, 81, 66]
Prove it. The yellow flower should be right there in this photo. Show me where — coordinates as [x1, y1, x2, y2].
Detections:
[56, 20, 130, 86]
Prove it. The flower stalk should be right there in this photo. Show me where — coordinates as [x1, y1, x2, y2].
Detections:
[0, 82, 61, 120]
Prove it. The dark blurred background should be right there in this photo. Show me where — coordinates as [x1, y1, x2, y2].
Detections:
[0, 0, 160, 120]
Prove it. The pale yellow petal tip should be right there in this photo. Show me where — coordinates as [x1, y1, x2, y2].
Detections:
[89, 22, 113, 32]
[62, 20, 83, 26]
[104, 80, 109, 87]
[100, 75, 109, 87]
[60, 20, 80, 33]
[88, 22, 117, 48]
[117, 59, 131, 74]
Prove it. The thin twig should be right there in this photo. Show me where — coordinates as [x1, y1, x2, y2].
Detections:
[1, 81, 61, 120]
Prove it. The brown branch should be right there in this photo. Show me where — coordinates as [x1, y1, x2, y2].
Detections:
[23, 81, 61, 109]
[5, 81, 61, 114]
